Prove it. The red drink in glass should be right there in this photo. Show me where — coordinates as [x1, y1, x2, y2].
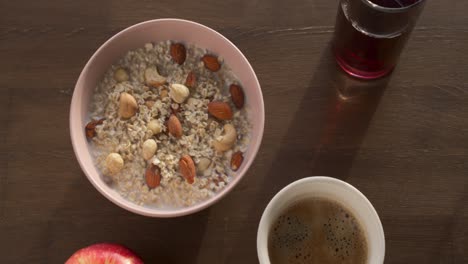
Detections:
[333, 0, 425, 79]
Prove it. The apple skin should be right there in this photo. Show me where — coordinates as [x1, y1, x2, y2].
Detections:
[65, 243, 143, 264]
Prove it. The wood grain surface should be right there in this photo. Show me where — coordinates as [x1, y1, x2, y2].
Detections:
[1, 0, 467, 263]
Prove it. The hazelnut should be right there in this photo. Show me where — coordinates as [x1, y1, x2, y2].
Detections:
[197, 157, 211, 173]
[105, 153, 124, 175]
[169, 83, 190, 103]
[147, 120, 162, 135]
[119, 92, 138, 119]
[114, 68, 129, 82]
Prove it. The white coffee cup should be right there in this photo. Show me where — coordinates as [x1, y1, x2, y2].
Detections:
[257, 176, 385, 263]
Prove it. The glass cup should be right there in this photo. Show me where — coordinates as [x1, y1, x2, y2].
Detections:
[332, 0, 426, 79]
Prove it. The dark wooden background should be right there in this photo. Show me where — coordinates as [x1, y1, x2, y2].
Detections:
[1, 0, 467, 263]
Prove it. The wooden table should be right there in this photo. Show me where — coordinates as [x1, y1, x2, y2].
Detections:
[1, 0, 467, 263]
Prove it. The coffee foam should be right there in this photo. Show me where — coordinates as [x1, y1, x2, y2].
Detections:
[268, 198, 367, 264]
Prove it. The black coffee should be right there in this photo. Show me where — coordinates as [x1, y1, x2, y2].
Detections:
[268, 198, 368, 264]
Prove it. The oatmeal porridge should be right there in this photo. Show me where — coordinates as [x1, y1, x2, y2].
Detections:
[86, 40, 250, 208]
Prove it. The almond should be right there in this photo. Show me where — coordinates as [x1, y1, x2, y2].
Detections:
[145, 164, 161, 188]
[185, 71, 197, 88]
[208, 101, 233, 120]
[85, 118, 105, 139]
[202, 55, 221, 72]
[170, 43, 186, 65]
[196, 157, 211, 173]
[231, 151, 244, 171]
[179, 155, 196, 184]
[230, 84, 245, 109]
[167, 114, 182, 138]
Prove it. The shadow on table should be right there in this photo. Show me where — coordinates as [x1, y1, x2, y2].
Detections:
[41, 176, 209, 263]
[431, 188, 468, 263]
[309, 59, 391, 180]
[267, 44, 390, 190]
[222, 44, 391, 263]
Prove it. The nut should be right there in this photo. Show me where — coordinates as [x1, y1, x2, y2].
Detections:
[119, 92, 138, 119]
[202, 55, 221, 72]
[170, 43, 186, 65]
[114, 68, 129, 82]
[179, 155, 196, 184]
[231, 151, 244, 171]
[208, 101, 233, 120]
[85, 118, 105, 139]
[144, 67, 167, 87]
[230, 84, 245, 109]
[142, 139, 157, 160]
[147, 120, 162, 135]
[145, 100, 155, 108]
[105, 153, 124, 175]
[169, 83, 190, 103]
[185, 71, 197, 88]
[213, 124, 237, 152]
[197, 157, 211, 173]
[167, 114, 182, 138]
[145, 164, 161, 188]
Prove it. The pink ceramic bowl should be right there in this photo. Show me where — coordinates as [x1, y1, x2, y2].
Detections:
[70, 19, 264, 217]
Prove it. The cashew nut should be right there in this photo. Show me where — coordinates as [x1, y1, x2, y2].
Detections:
[147, 120, 162, 135]
[114, 68, 129, 82]
[144, 66, 167, 87]
[213, 124, 237, 152]
[119, 92, 138, 119]
[105, 153, 124, 175]
[142, 139, 157, 160]
[169, 83, 190, 103]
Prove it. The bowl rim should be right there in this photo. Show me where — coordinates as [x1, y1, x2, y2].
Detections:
[70, 18, 265, 217]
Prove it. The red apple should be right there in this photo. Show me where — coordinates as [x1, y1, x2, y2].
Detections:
[65, 243, 143, 264]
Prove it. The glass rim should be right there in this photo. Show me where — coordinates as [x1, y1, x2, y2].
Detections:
[362, 0, 425, 13]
